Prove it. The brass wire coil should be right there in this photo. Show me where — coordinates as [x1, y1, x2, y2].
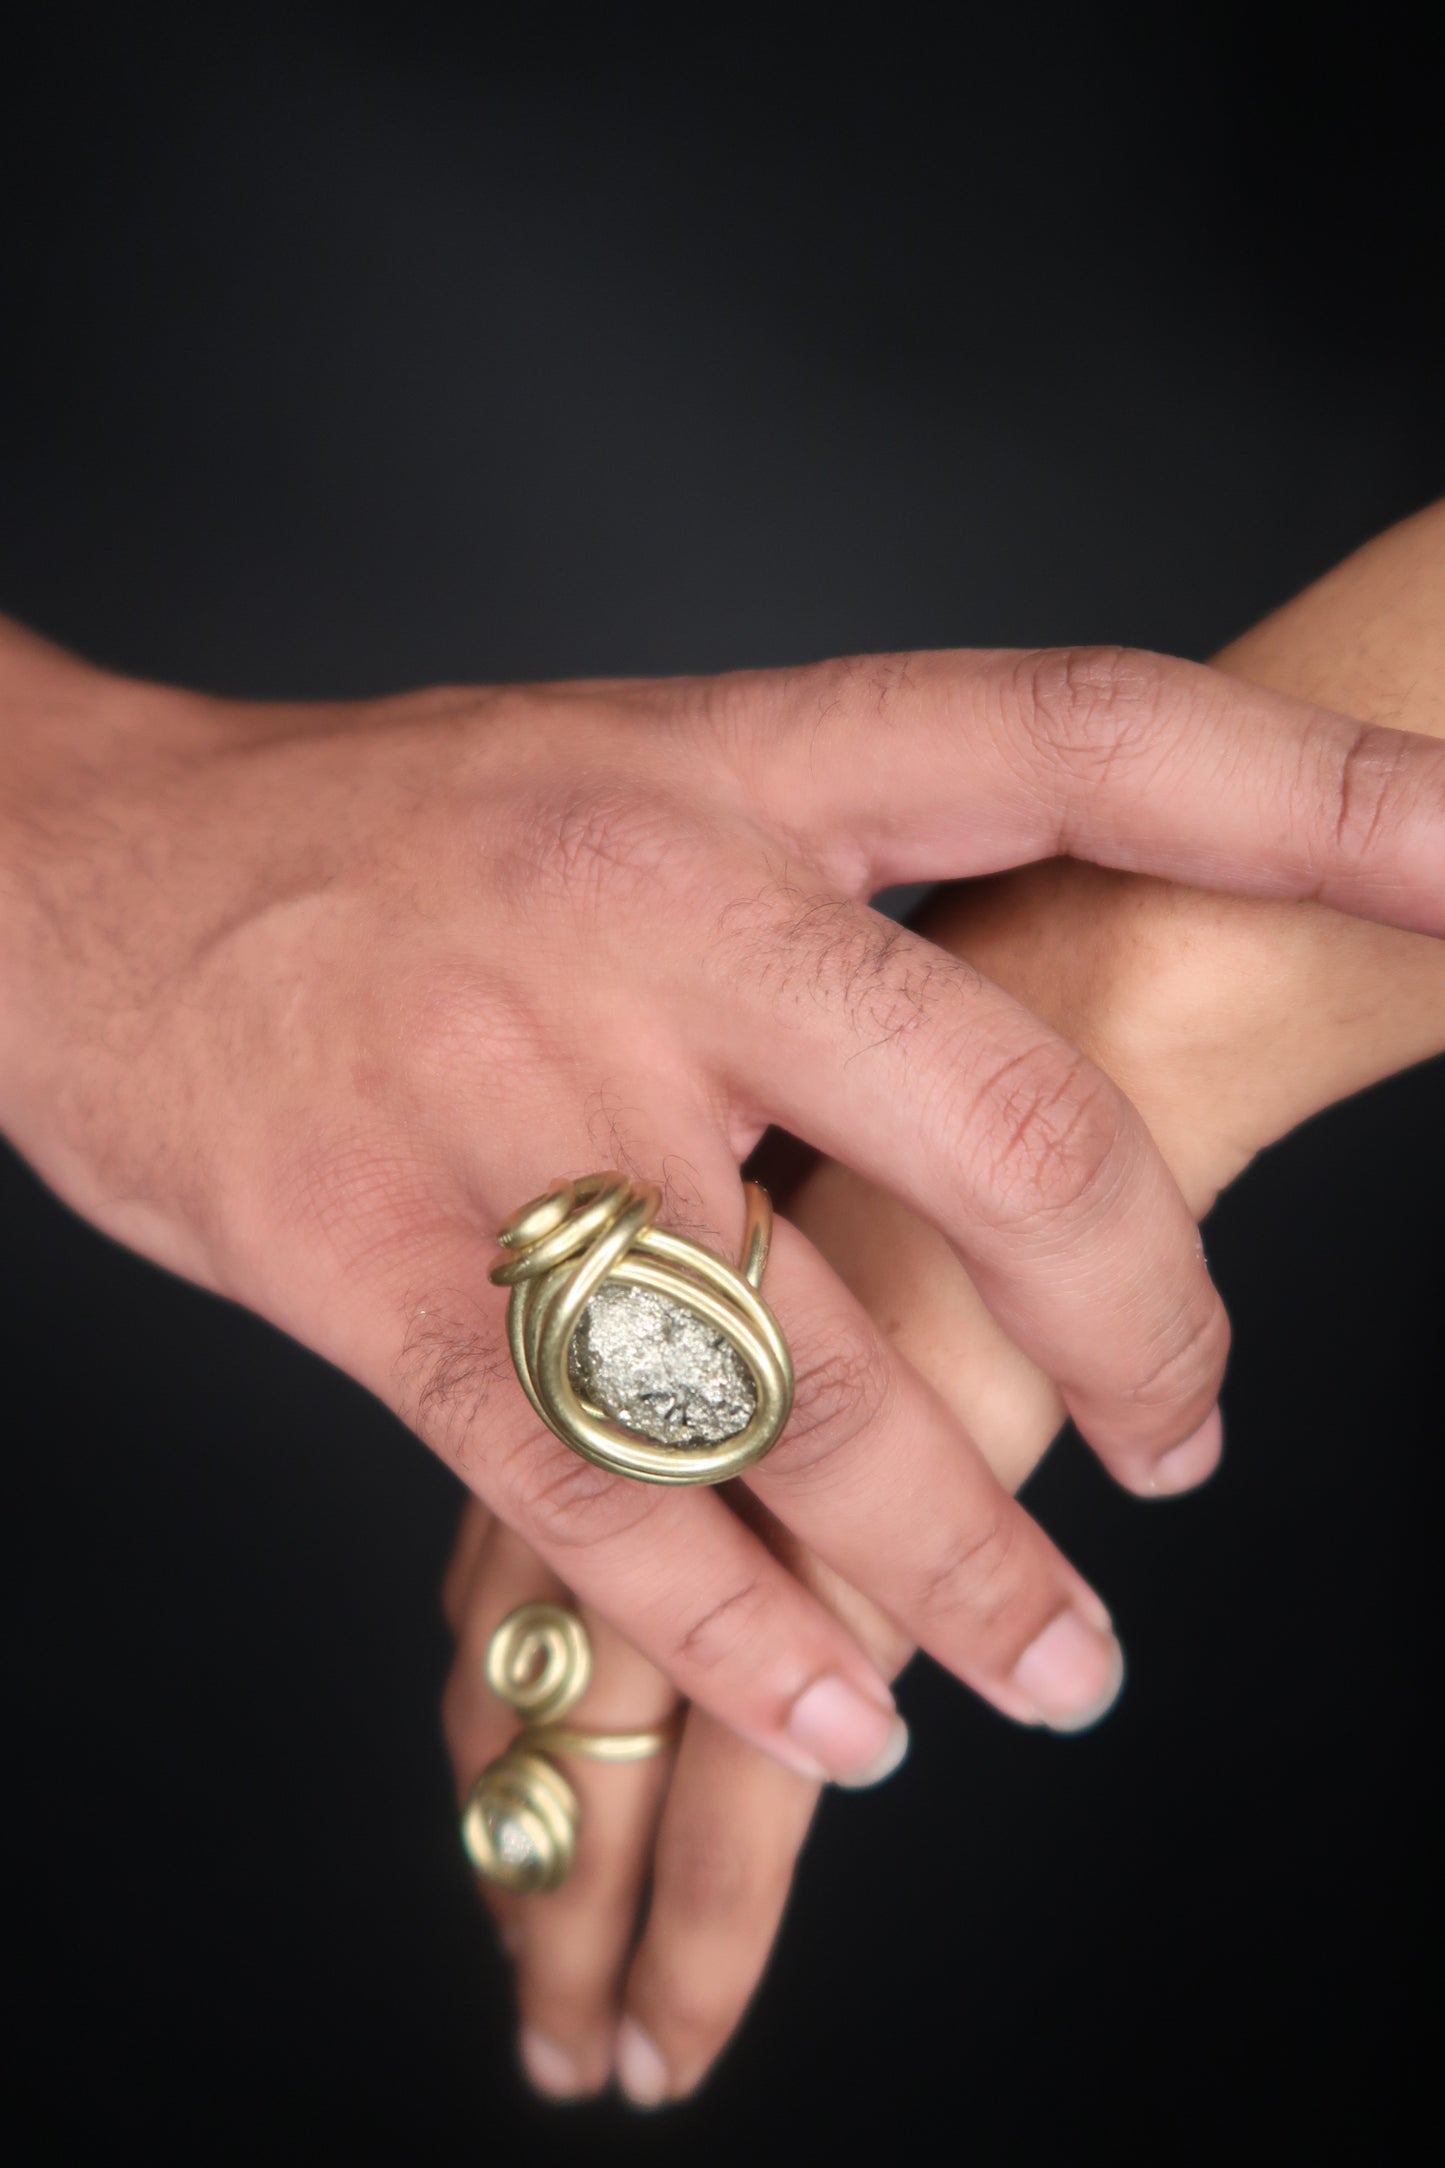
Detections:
[490, 1172, 793, 1486]
[461, 1602, 678, 1895]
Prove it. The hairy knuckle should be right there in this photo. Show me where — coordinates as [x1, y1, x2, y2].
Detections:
[961, 1041, 1123, 1227]
[492, 1427, 655, 1551]
[712, 884, 976, 1059]
[699, 661, 785, 751]
[711, 887, 864, 1018]
[770, 651, 907, 739]
[397, 1303, 509, 1466]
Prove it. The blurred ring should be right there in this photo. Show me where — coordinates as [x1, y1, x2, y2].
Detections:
[461, 1601, 678, 1895]
[491, 1172, 793, 1486]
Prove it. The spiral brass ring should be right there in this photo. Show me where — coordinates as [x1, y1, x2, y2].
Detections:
[461, 1602, 678, 1895]
[490, 1172, 793, 1486]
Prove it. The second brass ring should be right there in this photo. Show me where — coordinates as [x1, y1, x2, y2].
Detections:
[461, 1601, 680, 1895]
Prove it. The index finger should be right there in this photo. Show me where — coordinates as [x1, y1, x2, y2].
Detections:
[727, 645, 1445, 930]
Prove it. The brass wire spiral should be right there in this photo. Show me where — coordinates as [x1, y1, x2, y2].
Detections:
[490, 1172, 794, 1486]
[461, 1602, 678, 1895]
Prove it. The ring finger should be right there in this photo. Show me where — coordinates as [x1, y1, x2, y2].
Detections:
[441, 1519, 680, 2100]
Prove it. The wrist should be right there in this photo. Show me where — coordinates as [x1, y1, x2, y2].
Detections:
[0, 627, 217, 1141]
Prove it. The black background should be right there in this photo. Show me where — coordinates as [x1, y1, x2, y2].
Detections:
[3, 6, 1442, 2160]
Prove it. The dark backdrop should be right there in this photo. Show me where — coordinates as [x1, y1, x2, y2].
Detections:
[4, 7, 1441, 2161]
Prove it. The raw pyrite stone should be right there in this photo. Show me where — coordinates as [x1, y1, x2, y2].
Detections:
[568, 1281, 757, 1447]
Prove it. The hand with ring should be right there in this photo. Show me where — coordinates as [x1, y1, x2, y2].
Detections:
[440, 500, 1445, 2103]
[4, 553, 1445, 1824]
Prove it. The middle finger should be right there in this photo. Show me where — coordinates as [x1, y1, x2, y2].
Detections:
[703, 892, 1225, 1495]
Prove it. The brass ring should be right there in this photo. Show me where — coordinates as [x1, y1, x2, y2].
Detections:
[490, 1172, 793, 1486]
[461, 1602, 679, 1895]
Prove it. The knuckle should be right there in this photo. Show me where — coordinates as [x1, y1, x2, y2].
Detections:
[652, 1820, 791, 1949]
[393, 957, 543, 1093]
[711, 884, 863, 1016]
[523, 774, 704, 919]
[701, 658, 796, 759]
[542, 1847, 637, 1931]
[397, 1303, 510, 1467]
[1015, 644, 1170, 770]
[959, 1040, 1124, 1229]
[711, 651, 925, 873]
[1324, 722, 1415, 863]
[762, 651, 906, 739]
[520, 1959, 611, 2032]
[910, 1510, 1029, 1639]
[673, 1573, 775, 1674]
[1123, 1292, 1230, 1418]
[712, 885, 978, 1065]
[654, 1824, 752, 1927]
[637, 1971, 737, 2062]
[769, 1310, 896, 1483]
[490, 1426, 657, 1553]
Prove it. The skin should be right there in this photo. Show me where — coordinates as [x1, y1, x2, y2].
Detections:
[8, 625, 1444, 1798]
[438, 499, 1445, 2104]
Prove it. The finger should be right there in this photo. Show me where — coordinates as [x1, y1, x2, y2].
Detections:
[704, 895, 1225, 1485]
[615, 1509, 914, 2109]
[441, 1519, 567, 1968]
[361, 1210, 906, 1785]
[615, 1212, 1069, 2107]
[403, 1116, 1117, 1743]
[739, 1216, 1125, 1729]
[790, 1155, 1067, 1497]
[511, 1594, 677, 2106]
[734, 645, 1445, 933]
[616, 1706, 825, 2107]
[442, 1523, 680, 2101]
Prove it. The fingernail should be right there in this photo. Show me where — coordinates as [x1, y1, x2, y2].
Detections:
[1114, 1406, 1224, 1499]
[787, 1675, 898, 1780]
[1012, 1611, 1126, 1733]
[833, 1713, 911, 1791]
[1150, 1407, 1224, 1496]
[519, 2028, 585, 2100]
[615, 2018, 669, 2109]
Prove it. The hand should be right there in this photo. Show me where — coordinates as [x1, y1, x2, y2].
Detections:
[5, 623, 1445, 1773]
[438, 500, 1445, 2103]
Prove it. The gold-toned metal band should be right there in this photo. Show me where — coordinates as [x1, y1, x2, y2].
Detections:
[490, 1172, 793, 1486]
[514, 1722, 679, 1762]
[461, 1602, 679, 1895]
